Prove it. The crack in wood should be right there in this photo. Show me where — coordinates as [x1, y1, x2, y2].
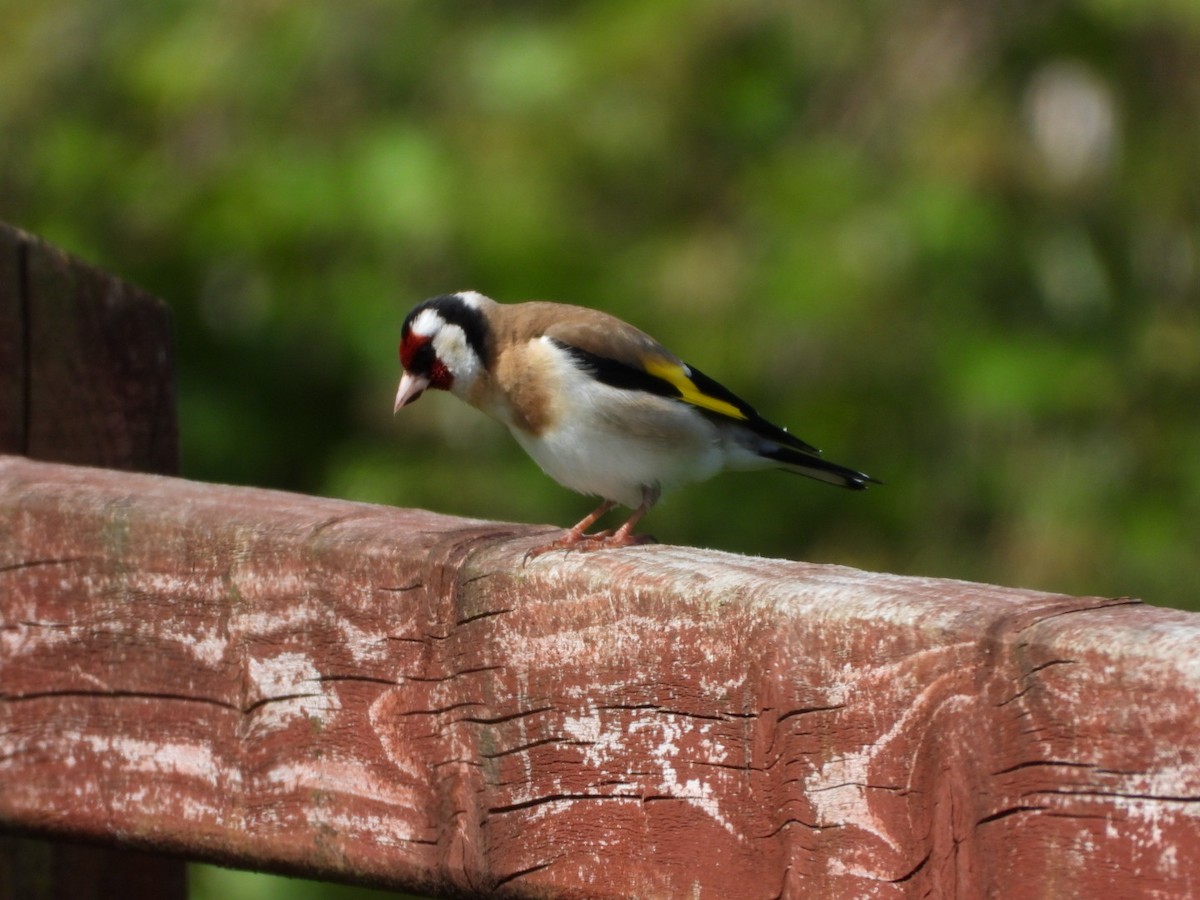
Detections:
[887, 850, 931, 884]
[375, 581, 423, 593]
[693, 758, 770, 773]
[597, 702, 741, 723]
[1024, 788, 1200, 804]
[995, 684, 1035, 707]
[1, 688, 239, 711]
[5, 619, 70, 630]
[769, 865, 792, 900]
[0, 557, 87, 574]
[454, 607, 512, 627]
[758, 816, 836, 839]
[396, 700, 486, 718]
[386, 608, 510, 644]
[997, 658, 1076, 706]
[486, 792, 638, 816]
[807, 781, 904, 794]
[479, 736, 592, 760]
[243, 692, 325, 715]
[400, 665, 505, 683]
[775, 704, 847, 725]
[387, 631, 453, 644]
[308, 514, 355, 539]
[1017, 598, 1144, 632]
[974, 804, 1048, 826]
[640, 792, 728, 805]
[455, 706, 554, 726]
[1026, 658, 1078, 674]
[991, 759, 1098, 777]
[759, 704, 849, 760]
[461, 571, 497, 586]
[316, 674, 399, 688]
[1095, 766, 1150, 777]
[492, 860, 553, 890]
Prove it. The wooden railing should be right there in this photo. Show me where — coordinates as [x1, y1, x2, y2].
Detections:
[2, 222, 1199, 898]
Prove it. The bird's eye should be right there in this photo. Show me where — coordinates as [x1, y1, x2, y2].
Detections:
[410, 340, 437, 375]
[399, 332, 432, 372]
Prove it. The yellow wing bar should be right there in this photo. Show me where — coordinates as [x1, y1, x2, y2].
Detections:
[643, 356, 748, 421]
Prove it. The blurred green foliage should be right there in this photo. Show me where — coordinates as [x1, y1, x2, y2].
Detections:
[3, 2, 1199, 897]
[4, 8, 1199, 598]
[190, 865, 424, 900]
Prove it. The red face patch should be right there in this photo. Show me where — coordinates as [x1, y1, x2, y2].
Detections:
[428, 358, 452, 389]
[398, 331, 422, 370]
[399, 333, 453, 389]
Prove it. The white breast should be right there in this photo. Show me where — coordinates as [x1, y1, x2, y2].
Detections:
[506, 338, 727, 509]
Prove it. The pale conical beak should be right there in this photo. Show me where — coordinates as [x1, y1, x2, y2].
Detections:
[394, 372, 431, 413]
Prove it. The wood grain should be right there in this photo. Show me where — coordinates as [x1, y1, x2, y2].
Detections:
[2, 455, 1197, 898]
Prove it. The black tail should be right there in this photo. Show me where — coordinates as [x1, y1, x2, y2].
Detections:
[761, 444, 880, 490]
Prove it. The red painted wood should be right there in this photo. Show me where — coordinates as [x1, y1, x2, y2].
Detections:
[2, 455, 1198, 898]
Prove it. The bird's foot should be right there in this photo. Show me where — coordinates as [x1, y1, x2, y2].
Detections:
[523, 528, 609, 564]
[523, 528, 656, 564]
[571, 530, 657, 554]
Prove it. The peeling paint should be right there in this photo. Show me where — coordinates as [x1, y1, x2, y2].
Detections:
[562, 711, 603, 744]
[247, 651, 339, 730]
[337, 617, 391, 664]
[265, 758, 419, 812]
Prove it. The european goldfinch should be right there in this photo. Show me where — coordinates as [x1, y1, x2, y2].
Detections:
[394, 291, 877, 558]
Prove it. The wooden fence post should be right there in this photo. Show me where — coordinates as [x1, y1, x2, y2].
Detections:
[0, 222, 185, 899]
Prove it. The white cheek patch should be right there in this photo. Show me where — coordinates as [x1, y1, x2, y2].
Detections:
[432, 323, 481, 382]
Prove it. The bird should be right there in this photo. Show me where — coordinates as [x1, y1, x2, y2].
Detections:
[394, 291, 878, 559]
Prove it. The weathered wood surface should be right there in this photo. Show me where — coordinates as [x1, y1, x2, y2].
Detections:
[0, 221, 183, 899]
[0, 222, 177, 472]
[2, 456, 1198, 898]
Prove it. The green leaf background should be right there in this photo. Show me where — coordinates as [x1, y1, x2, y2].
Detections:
[6, 1, 1198, 601]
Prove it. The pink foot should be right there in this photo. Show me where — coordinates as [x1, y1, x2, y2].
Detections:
[523, 529, 656, 563]
[577, 531, 656, 552]
[523, 488, 660, 564]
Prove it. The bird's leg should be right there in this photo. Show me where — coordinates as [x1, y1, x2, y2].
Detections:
[523, 499, 618, 563]
[567, 498, 620, 538]
[524, 488, 660, 563]
[597, 485, 659, 550]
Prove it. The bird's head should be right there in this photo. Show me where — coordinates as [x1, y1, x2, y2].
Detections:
[395, 291, 493, 412]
